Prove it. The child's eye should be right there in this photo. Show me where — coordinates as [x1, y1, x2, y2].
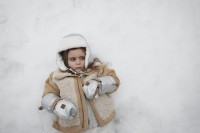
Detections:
[81, 57, 85, 60]
[70, 57, 76, 61]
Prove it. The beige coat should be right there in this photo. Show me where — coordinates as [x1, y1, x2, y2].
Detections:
[42, 61, 120, 133]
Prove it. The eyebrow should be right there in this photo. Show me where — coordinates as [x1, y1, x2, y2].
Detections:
[68, 55, 85, 58]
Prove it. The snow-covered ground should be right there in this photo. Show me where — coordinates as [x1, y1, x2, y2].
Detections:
[0, 0, 200, 133]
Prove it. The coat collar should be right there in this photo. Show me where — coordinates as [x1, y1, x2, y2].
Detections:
[53, 59, 104, 80]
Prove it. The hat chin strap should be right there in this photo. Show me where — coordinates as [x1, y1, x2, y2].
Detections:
[68, 68, 86, 77]
[68, 68, 77, 74]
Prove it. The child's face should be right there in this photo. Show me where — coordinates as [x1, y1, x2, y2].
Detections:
[67, 48, 86, 73]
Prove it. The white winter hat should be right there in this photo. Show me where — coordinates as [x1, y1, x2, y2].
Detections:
[56, 34, 93, 71]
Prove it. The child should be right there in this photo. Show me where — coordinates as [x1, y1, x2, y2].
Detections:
[40, 34, 120, 133]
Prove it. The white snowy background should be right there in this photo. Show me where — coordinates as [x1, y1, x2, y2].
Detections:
[0, 0, 200, 133]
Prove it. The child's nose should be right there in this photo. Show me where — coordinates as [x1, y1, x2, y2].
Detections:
[76, 59, 81, 64]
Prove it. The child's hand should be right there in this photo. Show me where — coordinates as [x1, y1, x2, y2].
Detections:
[96, 76, 117, 95]
[83, 80, 100, 99]
[54, 100, 77, 120]
[83, 76, 118, 99]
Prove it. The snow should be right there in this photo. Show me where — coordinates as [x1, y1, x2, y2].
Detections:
[0, 0, 200, 133]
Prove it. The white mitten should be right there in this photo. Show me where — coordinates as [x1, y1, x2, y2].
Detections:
[97, 76, 117, 94]
[83, 80, 100, 99]
[53, 99, 77, 120]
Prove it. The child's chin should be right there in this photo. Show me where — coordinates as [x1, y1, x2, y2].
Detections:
[75, 69, 83, 73]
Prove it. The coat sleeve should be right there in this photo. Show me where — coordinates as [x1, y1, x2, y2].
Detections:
[42, 72, 60, 97]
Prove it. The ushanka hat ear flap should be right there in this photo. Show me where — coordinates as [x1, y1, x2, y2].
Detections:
[56, 53, 67, 71]
[85, 46, 94, 68]
[56, 34, 93, 71]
